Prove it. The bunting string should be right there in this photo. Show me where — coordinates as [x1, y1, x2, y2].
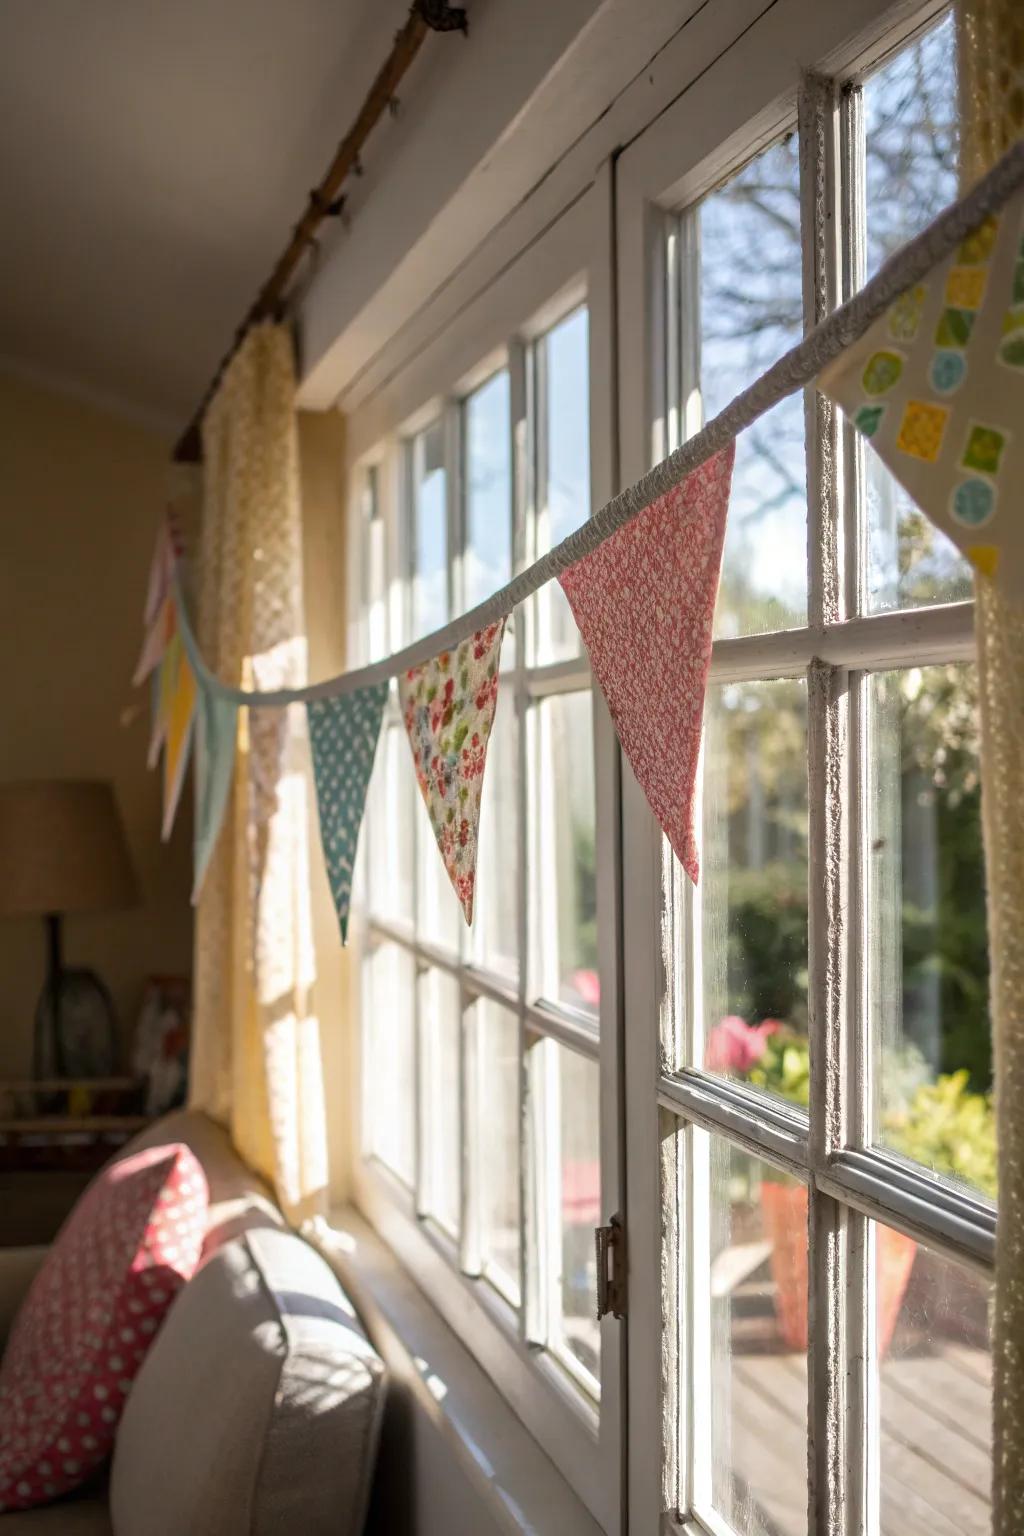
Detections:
[140, 134, 1024, 933]
[171, 137, 1024, 710]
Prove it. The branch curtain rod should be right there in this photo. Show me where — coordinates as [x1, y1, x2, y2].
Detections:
[172, 0, 467, 465]
[171, 136, 1024, 707]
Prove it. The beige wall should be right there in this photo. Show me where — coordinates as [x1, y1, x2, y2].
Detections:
[0, 371, 193, 1078]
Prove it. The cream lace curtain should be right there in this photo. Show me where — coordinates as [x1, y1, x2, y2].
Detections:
[188, 322, 328, 1225]
[955, 4, 1024, 1528]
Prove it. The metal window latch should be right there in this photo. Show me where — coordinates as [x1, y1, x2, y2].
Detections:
[595, 1214, 627, 1321]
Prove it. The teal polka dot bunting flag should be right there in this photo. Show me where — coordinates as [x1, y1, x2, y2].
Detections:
[308, 682, 389, 944]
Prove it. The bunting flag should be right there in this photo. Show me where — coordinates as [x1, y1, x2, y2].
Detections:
[133, 590, 176, 686]
[161, 638, 197, 841]
[308, 682, 389, 943]
[148, 629, 181, 769]
[818, 188, 1024, 596]
[192, 684, 239, 901]
[143, 515, 176, 627]
[399, 621, 506, 923]
[560, 445, 735, 884]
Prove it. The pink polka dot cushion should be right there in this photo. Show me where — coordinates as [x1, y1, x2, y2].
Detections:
[0, 1142, 208, 1513]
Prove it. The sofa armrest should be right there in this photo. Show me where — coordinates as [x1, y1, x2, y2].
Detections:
[0, 1245, 48, 1353]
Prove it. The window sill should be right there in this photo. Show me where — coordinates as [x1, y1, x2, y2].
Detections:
[312, 1205, 608, 1536]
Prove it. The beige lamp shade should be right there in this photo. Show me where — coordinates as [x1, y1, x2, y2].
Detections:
[0, 780, 139, 917]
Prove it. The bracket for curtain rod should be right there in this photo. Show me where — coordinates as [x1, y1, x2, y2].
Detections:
[172, 0, 467, 464]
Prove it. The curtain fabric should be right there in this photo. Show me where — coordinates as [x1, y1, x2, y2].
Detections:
[188, 322, 328, 1225]
[955, 5, 1024, 1528]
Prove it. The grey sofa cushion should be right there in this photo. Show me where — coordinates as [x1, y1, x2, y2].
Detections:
[110, 1226, 385, 1536]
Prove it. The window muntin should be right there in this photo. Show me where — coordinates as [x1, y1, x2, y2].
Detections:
[354, 299, 606, 1419]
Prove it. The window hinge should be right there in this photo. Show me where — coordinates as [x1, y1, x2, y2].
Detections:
[595, 1214, 627, 1321]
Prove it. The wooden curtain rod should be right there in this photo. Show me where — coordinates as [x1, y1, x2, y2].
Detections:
[173, 0, 467, 464]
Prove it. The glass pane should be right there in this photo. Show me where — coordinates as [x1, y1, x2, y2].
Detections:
[363, 940, 416, 1184]
[862, 14, 970, 611]
[420, 968, 461, 1235]
[410, 419, 448, 640]
[553, 1045, 601, 1386]
[534, 307, 590, 664]
[361, 465, 389, 663]
[464, 369, 512, 609]
[701, 680, 809, 1103]
[867, 665, 994, 1199]
[416, 797, 463, 953]
[531, 690, 599, 1016]
[470, 644, 519, 980]
[873, 1225, 992, 1535]
[368, 718, 415, 926]
[476, 999, 521, 1299]
[700, 1136, 807, 1536]
[698, 134, 807, 636]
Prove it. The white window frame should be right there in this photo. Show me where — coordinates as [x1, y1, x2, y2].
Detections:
[615, 1, 995, 1532]
[344, 181, 625, 1533]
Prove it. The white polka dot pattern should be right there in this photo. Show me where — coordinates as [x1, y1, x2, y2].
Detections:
[0, 1144, 208, 1513]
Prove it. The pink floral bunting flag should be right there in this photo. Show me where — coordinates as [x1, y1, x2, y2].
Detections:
[559, 445, 735, 883]
[399, 620, 506, 924]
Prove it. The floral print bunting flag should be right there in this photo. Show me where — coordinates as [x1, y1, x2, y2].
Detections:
[307, 682, 389, 943]
[399, 620, 506, 924]
[559, 446, 736, 884]
[818, 187, 1024, 596]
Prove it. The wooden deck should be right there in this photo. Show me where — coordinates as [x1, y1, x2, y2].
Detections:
[728, 1325, 991, 1536]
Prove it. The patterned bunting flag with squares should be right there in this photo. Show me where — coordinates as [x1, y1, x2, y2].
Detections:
[559, 446, 735, 884]
[818, 186, 1024, 596]
[399, 620, 506, 924]
[308, 682, 389, 943]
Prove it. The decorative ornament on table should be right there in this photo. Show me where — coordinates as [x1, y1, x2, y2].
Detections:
[559, 445, 735, 883]
[308, 681, 389, 943]
[818, 188, 1024, 595]
[399, 620, 507, 923]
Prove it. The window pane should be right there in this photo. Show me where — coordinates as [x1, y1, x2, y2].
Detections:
[416, 799, 463, 953]
[363, 940, 416, 1184]
[866, 665, 993, 1198]
[872, 1225, 992, 1535]
[701, 680, 809, 1102]
[464, 369, 512, 609]
[698, 1136, 807, 1536]
[410, 419, 448, 640]
[554, 1045, 600, 1386]
[476, 999, 521, 1299]
[862, 14, 970, 612]
[420, 968, 461, 1236]
[470, 645, 519, 980]
[534, 307, 589, 664]
[698, 134, 807, 637]
[368, 718, 415, 927]
[361, 465, 388, 663]
[531, 690, 599, 1016]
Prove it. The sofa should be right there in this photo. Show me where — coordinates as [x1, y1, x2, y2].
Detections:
[0, 1110, 386, 1534]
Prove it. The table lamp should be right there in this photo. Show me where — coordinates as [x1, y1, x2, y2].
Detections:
[0, 781, 139, 1078]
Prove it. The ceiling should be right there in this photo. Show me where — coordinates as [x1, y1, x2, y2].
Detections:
[0, 0, 391, 435]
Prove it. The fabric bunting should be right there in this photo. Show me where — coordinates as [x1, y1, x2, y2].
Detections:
[399, 620, 506, 923]
[818, 187, 1024, 597]
[560, 445, 735, 884]
[143, 516, 175, 627]
[192, 684, 239, 902]
[161, 639, 197, 841]
[308, 683, 389, 943]
[133, 591, 176, 687]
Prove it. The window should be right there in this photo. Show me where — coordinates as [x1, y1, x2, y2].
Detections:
[351, 240, 622, 1527]
[346, 4, 995, 1531]
[618, 5, 994, 1532]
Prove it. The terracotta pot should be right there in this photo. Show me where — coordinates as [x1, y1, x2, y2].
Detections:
[759, 1182, 917, 1356]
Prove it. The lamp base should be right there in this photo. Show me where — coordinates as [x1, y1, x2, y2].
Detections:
[34, 968, 118, 1080]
